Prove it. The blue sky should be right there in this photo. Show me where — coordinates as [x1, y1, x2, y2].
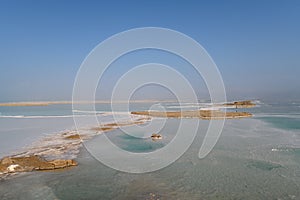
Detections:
[0, 0, 299, 102]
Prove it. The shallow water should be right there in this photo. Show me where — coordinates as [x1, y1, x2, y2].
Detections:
[1, 102, 300, 199]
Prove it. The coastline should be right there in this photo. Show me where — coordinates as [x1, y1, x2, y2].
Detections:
[0, 100, 177, 107]
[0, 116, 151, 179]
[0, 99, 256, 107]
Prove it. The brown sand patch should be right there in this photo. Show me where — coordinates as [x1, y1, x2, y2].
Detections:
[64, 134, 81, 140]
[131, 110, 252, 119]
[0, 155, 77, 174]
[92, 118, 150, 132]
[91, 126, 116, 132]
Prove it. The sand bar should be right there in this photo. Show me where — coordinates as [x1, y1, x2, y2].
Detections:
[132, 110, 252, 119]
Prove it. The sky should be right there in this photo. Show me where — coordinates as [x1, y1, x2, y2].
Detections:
[0, 0, 299, 102]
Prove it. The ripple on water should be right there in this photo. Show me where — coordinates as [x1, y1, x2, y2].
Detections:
[246, 160, 282, 171]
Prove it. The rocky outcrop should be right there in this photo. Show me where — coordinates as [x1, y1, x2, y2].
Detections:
[0, 155, 77, 175]
[151, 133, 162, 140]
[223, 100, 256, 108]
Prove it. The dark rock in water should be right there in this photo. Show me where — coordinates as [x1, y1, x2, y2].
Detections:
[151, 133, 162, 140]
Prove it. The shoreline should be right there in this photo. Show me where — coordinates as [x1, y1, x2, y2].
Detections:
[0, 116, 151, 179]
[0, 99, 256, 107]
[0, 100, 177, 107]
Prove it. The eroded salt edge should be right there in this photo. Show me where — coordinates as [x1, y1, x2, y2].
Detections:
[7, 114, 151, 161]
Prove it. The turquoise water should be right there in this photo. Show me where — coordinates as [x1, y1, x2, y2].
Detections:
[0, 102, 300, 199]
[258, 116, 300, 130]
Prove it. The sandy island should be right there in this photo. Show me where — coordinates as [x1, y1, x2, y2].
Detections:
[132, 110, 252, 119]
[132, 100, 255, 119]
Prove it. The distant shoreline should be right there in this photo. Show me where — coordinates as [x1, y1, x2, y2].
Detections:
[0, 100, 177, 107]
[0, 100, 257, 107]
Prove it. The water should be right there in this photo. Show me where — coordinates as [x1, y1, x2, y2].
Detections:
[0, 103, 155, 157]
[0, 101, 300, 199]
